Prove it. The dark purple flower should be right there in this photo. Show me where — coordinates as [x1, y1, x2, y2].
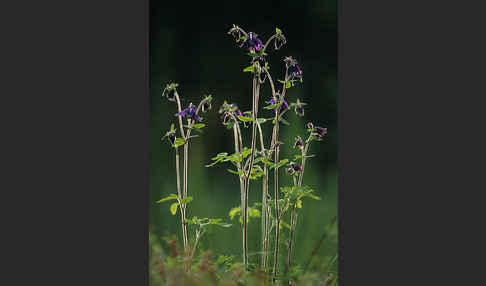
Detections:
[161, 130, 177, 145]
[202, 101, 211, 113]
[314, 126, 328, 137]
[286, 167, 295, 175]
[175, 103, 202, 122]
[294, 137, 303, 150]
[294, 99, 306, 117]
[168, 132, 176, 145]
[162, 83, 178, 102]
[241, 32, 263, 53]
[284, 57, 303, 82]
[266, 93, 288, 111]
[290, 162, 303, 172]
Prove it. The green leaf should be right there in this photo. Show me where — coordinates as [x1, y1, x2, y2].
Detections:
[294, 154, 315, 160]
[180, 196, 193, 204]
[263, 103, 281, 110]
[229, 207, 241, 220]
[280, 117, 290, 126]
[173, 138, 185, 148]
[243, 66, 255, 72]
[285, 81, 291, 89]
[192, 123, 206, 129]
[296, 199, 302, 208]
[248, 207, 261, 218]
[170, 123, 175, 132]
[280, 220, 291, 230]
[256, 118, 266, 124]
[261, 157, 274, 166]
[156, 194, 178, 203]
[276, 27, 281, 34]
[170, 202, 179, 215]
[227, 169, 242, 176]
[237, 115, 253, 122]
[270, 159, 289, 170]
[241, 147, 252, 158]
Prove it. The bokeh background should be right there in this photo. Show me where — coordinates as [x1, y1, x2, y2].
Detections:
[149, 0, 337, 270]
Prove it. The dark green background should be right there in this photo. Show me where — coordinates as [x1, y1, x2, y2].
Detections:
[149, 0, 337, 268]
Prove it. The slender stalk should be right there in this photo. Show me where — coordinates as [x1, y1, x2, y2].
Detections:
[173, 92, 188, 254]
[287, 141, 310, 271]
[272, 118, 281, 280]
[287, 206, 297, 269]
[233, 123, 246, 264]
[272, 72, 288, 280]
[175, 147, 187, 255]
[190, 230, 202, 259]
[243, 69, 259, 267]
[256, 122, 268, 268]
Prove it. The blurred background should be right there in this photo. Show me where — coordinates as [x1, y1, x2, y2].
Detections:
[149, 0, 337, 270]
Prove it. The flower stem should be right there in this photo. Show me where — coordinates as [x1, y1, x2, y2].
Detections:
[243, 70, 260, 268]
[173, 92, 188, 255]
[272, 73, 288, 280]
[287, 142, 310, 271]
[256, 122, 268, 268]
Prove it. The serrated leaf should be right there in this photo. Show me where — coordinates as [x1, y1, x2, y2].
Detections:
[170, 202, 179, 215]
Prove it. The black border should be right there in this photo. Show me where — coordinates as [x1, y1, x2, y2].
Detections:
[6, 0, 483, 284]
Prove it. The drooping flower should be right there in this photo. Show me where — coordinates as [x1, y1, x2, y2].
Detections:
[175, 103, 202, 122]
[253, 56, 268, 83]
[219, 101, 245, 126]
[201, 95, 213, 113]
[161, 82, 178, 102]
[284, 57, 303, 82]
[241, 32, 263, 53]
[314, 126, 328, 137]
[161, 130, 177, 145]
[293, 99, 307, 117]
[294, 136, 304, 150]
[286, 162, 302, 174]
[266, 93, 289, 111]
[202, 101, 211, 112]
[290, 162, 303, 172]
[228, 24, 245, 44]
[274, 28, 287, 50]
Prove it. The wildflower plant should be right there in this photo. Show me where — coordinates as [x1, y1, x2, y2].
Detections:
[154, 25, 333, 284]
[157, 83, 229, 259]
